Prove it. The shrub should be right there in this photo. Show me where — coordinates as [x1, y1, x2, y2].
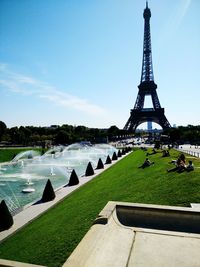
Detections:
[96, 158, 104, 169]
[0, 200, 13, 231]
[105, 155, 112, 164]
[85, 162, 94, 176]
[112, 152, 118, 160]
[41, 179, 55, 202]
[67, 169, 79, 186]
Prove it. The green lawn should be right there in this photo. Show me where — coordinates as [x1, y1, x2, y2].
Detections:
[0, 148, 43, 163]
[0, 148, 200, 267]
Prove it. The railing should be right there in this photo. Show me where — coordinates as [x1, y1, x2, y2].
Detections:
[175, 149, 200, 158]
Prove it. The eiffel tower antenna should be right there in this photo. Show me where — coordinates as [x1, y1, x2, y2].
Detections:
[124, 2, 171, 132]
[141, 0, 154, 83]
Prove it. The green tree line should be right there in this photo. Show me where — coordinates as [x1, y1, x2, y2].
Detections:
[165, 125, 200, 145]
[0, 121, 199, 146]
[0, 121, 123, 146]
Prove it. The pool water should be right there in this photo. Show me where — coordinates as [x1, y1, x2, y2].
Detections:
[0, 143, 117, 213]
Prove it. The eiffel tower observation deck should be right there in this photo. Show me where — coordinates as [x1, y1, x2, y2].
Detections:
[124, 1, 171, 132]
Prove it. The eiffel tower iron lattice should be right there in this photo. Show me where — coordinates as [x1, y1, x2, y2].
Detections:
[124, 1, 171, 132]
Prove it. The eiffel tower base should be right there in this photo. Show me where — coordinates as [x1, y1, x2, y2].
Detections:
[124, 108, 171, 132]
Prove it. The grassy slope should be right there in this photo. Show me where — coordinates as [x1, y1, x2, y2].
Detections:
[0, 149, 200, 267]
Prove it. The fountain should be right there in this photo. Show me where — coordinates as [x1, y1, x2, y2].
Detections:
[21, 176, 35, 193]
[50, 167, 56, 176]
[22, 187, 35, 193]
[25, 177, 34, 186]
[0, 143, 118, 213]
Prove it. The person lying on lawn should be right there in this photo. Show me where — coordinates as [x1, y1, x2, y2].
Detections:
[139, 158, 154, 169]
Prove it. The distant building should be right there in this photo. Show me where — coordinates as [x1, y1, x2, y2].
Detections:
[147, 121, 152, 132]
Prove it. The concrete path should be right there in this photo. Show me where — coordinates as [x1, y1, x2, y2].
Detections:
[0, 153, 130, 243]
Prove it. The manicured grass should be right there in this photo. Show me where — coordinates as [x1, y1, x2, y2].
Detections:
[0, 149, 200, 267]
[0, 148, 43, 163]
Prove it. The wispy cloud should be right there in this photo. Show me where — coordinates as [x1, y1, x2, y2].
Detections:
[156, 0, 192, 59]
[176, 0, 192, 28]
[0, 64, 106, 116]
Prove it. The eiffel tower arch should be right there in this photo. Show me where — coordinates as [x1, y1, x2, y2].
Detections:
[124, 1, 171, 132]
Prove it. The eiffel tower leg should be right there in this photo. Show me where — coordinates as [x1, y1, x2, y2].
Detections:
[158, 115, 171, 129]
[124, 114, 140, 132]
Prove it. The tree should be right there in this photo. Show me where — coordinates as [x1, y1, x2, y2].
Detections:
[0, 121, 7, 141]
[168, 128, 181, 143]
[54, 130, 72, 145]
[19, 126, 31, 145]
[107, 125, 120, 141]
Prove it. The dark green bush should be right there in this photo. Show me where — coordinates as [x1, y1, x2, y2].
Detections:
[0, 200, 13, 231]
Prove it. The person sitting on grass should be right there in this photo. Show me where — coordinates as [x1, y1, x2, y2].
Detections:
[162, 150, 170, 157]
[170, 153, 185, 165]
[186, 160, 194, 172]
[167, 158, 186, 173]
[179, 153, 186, 163]
[139, 158, 154, 169]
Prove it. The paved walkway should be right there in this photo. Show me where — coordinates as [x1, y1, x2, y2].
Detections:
[0, 153, 130, 243]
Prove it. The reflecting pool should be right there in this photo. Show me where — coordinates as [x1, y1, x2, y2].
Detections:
[0, 143, 117, 213]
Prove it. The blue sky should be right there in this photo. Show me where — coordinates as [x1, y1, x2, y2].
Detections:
[0, 0, 199, 129]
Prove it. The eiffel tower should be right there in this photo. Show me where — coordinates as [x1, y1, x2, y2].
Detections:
[124, 1, 171, 132]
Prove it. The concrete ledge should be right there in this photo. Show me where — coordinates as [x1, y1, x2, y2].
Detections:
[116, 203, 200, 234]
[0, 259, 46, 267]
[63, 201, 200, 267]
[191, 203, 200, 210]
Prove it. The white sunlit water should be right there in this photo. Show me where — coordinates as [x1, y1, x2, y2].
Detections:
[0, 143, 117, 213]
